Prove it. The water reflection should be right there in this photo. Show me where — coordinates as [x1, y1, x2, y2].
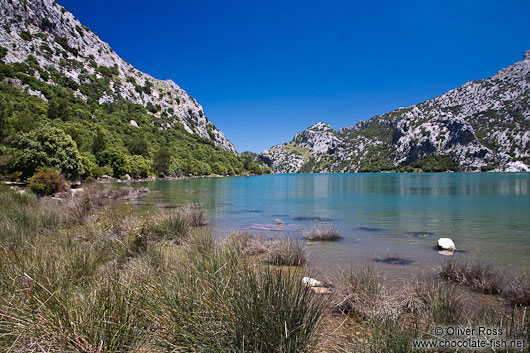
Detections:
[115, 173, 530, 270]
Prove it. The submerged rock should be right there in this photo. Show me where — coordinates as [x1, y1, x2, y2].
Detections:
[437, 237, 456, 251]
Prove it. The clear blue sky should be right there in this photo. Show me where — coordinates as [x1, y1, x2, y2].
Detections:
[59, 0, 530, 153]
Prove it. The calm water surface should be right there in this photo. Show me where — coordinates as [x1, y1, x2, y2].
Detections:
[116, 173, 530, 277]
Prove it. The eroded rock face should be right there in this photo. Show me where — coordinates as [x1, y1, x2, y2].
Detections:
[0, 0, 236, 153]
[259, 52, 530, 173]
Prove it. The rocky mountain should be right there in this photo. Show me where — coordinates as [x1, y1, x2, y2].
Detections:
[259, 52, 530, 173]
[0, 0, 235, 153]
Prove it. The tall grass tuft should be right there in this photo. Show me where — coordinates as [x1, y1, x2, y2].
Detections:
[410, 280, 467, 325]
[224, 231, 267, 255]
[178, 203, 208, 227]
[334, 266, 391, 320]
[503, 274, 530, 307]
[334, 317, 420, 353]
[439, 259, 504, 294]
[0, 188, 327, 351]
[266, 239, 307, 266]
[302, 223, 342, 241]
[140, 242, 326, 352]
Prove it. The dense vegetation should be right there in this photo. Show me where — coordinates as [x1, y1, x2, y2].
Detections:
[0, 188, 326, 351]
[0, 53, 270, 182]
[0, 187, 528, 352]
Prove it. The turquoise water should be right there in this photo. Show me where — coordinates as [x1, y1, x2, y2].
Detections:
[123, 173, 530, 274]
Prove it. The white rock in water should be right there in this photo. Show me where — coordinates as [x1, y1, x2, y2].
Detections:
[437, 238, 456, 251]
[302, 277, 323, 287]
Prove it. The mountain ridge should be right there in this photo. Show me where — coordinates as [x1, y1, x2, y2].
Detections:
[258, 51, 530, 173]
[0, 0, 236, 152]
[0, 0, 271, 180]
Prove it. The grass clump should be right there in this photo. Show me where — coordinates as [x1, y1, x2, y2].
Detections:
[439, 259, 504, 294]
[266, 239, 307, 267]
[0, 188, 327, 352]
[138, 204, 208, 244]
[302, 223, 342, 241]
[225, 232, 306, 267]
[503, 274, 530, 307]
[224, 230, 267, 255]
[177, 203, 208, 227]
[142, 245, 326, 352]
[409, 280, 467, 325]
[335, 266, 389, 320]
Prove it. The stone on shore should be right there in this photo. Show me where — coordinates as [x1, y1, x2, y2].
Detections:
[310, 286, 333, 294]
[302, 277, 324, 287]
[437, 238, 456, 251]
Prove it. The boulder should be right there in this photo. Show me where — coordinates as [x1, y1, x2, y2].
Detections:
[437, 238, 456, 251]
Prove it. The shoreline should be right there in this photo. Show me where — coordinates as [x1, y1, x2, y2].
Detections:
[2, 169, 529, 190]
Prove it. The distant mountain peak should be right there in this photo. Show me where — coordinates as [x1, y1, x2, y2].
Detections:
[259, 51, 530, 173]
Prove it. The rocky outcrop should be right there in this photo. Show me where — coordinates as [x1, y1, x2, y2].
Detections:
[259, 51, 530, 172]
[0, 0, 236, 153]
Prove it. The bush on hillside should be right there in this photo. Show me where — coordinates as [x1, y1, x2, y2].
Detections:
[29, 166, 65, 196]
[11, 125, 84, 179]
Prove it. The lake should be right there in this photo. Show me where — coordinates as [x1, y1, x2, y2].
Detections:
[114, 173, 530, 277]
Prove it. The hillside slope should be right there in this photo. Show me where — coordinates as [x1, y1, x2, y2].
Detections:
[0, 0, 235, 152]
[259, 51, 530, 173]
[0, 0, 270, 179]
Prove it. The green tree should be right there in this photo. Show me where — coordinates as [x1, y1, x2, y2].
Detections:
[47, 97, 72, 121]
[127, 137, 149, 156]
[11, 126, 84, 179]
[0, 96, 12, 140]
[96, 147, 129, 178]
[153, 147, 173, 176]
[91, 128, 107, 155]
[212, 161, 228, 175]
[128, 155, 152, 178]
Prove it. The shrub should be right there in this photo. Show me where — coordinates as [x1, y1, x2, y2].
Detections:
[47, 97, 72, 121]
[19, 31, 31, 41]
[302, 224, 342, 241]
[29, 166, 65, 196]
[11, 126, 84, 180]
[96, 148, 129, 178]
[127, 154, 152, 178]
